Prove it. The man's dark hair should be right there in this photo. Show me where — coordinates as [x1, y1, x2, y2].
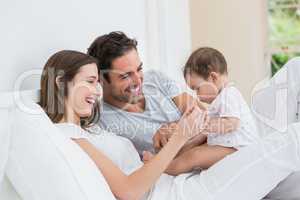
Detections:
[87, 31, 138, 81]
[183, 47, 227, 79]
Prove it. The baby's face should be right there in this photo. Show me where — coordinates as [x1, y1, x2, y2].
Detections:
[185, 72, 219, 104]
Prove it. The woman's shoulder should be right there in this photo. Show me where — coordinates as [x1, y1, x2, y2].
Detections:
[55, 123, 134, 146]
[55, 123, 137, 155]
[55, 123, 89, 140]
[85, 125, 137, 151]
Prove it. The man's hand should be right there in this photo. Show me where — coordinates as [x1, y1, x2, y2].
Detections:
[152, 122, 178, 153]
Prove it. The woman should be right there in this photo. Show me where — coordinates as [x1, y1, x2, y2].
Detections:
[39, 50, 300, 200]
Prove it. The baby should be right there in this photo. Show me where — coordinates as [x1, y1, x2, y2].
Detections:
[185, 47, 260, 147]
[144, 47, 260, 175]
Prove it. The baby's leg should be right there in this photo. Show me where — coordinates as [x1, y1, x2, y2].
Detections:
[165, 144, 236, 176]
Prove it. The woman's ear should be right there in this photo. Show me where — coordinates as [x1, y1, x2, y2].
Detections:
[55, 76, 63, 88]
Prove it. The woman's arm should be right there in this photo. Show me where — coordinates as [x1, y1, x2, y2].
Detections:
[74, 107, 204, 200]
[152, 93, 207, 152]
[74, 135, 186, 200]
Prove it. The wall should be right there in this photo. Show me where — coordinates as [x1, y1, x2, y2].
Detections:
[0, 0, 192, 93]
[146, 0, 192, 83]
[0, 0, 148, 92]
[189, 0, 269, 102]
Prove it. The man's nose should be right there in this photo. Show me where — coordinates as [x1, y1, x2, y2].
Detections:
[132, 72, 142, 86]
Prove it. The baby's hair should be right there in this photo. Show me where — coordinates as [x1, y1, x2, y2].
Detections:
[183, 47, 227, 79]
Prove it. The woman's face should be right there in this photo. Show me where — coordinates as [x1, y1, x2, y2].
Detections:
[65, 63, 102, 119]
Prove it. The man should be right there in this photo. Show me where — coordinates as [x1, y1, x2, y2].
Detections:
[87, 31, 206, 155]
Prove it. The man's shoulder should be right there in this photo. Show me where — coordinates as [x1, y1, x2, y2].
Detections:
[143, 70, 176, 90]
[144, 69, 161, 76]
[144, 70, 164, 82]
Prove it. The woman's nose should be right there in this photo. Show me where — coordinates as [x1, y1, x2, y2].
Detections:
[94, 82, 103, 97]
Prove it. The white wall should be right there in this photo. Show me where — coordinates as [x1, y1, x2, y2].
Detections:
[189, 0, 269, 102]
[0, 0, 192, 93]
[0, 0, 148, 92]
[146, 0, 192, 83]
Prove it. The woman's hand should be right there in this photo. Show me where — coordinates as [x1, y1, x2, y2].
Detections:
[153, 122, 178, 152]
[174, 106, 208, 141]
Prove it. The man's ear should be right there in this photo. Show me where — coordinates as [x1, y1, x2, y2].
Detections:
[99, 79, 104, 86]
[100, 74, 110, 85]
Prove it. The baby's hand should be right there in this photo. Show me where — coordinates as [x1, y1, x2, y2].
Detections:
[142, 151, 154, 164]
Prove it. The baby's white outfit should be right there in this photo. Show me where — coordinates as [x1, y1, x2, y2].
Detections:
[207, 85, 260, 149]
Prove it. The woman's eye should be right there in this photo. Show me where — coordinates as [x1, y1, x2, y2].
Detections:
[87, 80, 94, 84]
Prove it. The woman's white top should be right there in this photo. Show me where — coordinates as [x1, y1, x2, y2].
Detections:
[55, 123, 186, 200]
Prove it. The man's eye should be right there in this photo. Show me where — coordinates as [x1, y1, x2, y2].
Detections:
[121, 75, 129, 80]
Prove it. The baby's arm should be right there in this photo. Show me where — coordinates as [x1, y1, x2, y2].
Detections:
[205, 116, 240, 134]
[165, 144, 236, 176]
[204, 86, 246, 134]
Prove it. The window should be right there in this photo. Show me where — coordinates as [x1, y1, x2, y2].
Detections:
[268, 0, 300, 76]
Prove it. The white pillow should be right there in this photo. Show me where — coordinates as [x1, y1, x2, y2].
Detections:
[5, 98, 116, 200]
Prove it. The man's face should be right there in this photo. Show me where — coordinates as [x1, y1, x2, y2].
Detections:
[103, 49, 144, 104]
